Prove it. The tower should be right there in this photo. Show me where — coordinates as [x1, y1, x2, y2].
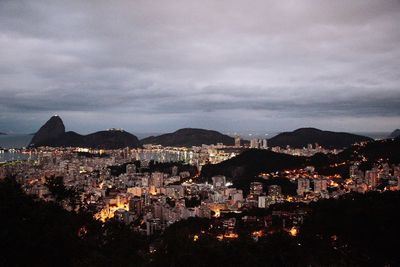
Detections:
[234, 134, 241, 147]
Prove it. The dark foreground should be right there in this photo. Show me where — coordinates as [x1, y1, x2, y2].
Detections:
[0, 177, 399, 267]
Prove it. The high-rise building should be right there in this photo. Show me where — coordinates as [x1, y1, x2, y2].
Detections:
[314, 179, 328, 193]
[268, 185, 282, 197]
[258, 196, 267, 208]
[261, 139, 268, 149]
[250, 138, 268, 149]
[250, 182, 263, 195]
[349, 165, 359, 177]
[126, 164, 136, 175]
[212, 175, 226, 189]
[250, 138, 259, 148]
[297, 178, 310, 195]
[234, 135, 241, 147]
[151, 172, 164, 188]
[129, 197, 143, 215]
[365, 169, 379, 188]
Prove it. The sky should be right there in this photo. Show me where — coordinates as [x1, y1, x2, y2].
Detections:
[0, 0, 399, 134]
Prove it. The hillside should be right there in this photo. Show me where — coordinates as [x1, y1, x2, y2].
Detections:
[201, 149, 306, 193]
[29, 116, 141, 149]
[201, 137, 400, 193]
[141, 128, 235, 147]
[388, 129, 400, 139]
[268, 128, 372, 149]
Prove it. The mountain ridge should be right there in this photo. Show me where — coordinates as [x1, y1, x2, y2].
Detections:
[29, 116, 141, 149]
[141, 128, 236, 147]
[268, 127, 372, 149]
[388, 129, 400, 139]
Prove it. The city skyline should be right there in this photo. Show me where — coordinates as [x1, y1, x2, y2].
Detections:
[1, 0, 400, 133]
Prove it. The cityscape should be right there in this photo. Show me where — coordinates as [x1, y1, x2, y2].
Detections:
[1, 115, 400, 266]
[1, 0, 400, 266]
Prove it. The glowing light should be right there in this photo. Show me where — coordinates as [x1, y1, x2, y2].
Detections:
[252, 230, 264, 238]
[289, 227, 298, 237]
[193, 235, 199, 241]
[213, 209, 220, 217]
[217, 233, 239, 240]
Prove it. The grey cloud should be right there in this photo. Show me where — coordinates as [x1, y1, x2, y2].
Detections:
[0, 0, 399, 133]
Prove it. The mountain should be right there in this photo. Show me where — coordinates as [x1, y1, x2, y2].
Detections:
[388, 129, 400, 139]
[29, 116, 140, 149]
[29, 116, 65, 147]
[0, 132, 7, 135]
[201, 138, 400, 193]
[338, 137, 400, 164]
[141, 128, 235, 147]
[268, 128, 373, 149]
[200, 149, 305, 194]
[201, 149, 305, 180]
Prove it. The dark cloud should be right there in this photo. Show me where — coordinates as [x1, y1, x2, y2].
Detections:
[0, 0, 399, 133]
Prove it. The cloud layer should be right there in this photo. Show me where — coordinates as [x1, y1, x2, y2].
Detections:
[1, 0, 399, 133]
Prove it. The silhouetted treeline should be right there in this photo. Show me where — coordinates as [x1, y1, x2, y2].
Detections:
[0, 177, 147, 267]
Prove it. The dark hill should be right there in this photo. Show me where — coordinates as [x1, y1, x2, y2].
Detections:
[141, 128, 235, 147]
[268, 128, 372, 149]
[388, 129, 400, 139]
[0, 132, 7, 135]
[82, 130, 141, 149]
[29, 116, 65, 147]
[338, 137, 400, 164]
[201, 149, 306, 193]
[201, 138, 400, 193]
[29, 116, 140, 149]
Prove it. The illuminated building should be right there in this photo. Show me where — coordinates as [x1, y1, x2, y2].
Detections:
[365, 169, 379, 188]
[250, 182, 263, 195]
[261, 139, 268, 149]
[250, 138, 259, 148]
[297, 178, 310, 195]
[212, 175, 226, 189]
[313, 179, 328, 193]
[126, 164, 136, 174]
[151, 172, 164, 188]
[234, 135, 241, 147]
[268, 185, 282, 197]
[129, 196, 143, 215]
[258, 196, 267, 208]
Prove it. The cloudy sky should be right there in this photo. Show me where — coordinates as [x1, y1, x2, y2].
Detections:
[0, 0, 399, 134]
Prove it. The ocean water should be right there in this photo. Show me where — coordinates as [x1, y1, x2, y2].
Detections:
[0, 134, 32, 149]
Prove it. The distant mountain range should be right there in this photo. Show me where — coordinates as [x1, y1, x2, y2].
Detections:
[268, 128, 372, 149]
[388, 129, 400, 139]
[141, 128, 237, 147]
[29, 116, 392, 150]
[0, 132, 7, 135]
[29, 116, 141, 149]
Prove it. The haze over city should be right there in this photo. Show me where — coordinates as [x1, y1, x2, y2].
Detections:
[1, 0, 400, 133]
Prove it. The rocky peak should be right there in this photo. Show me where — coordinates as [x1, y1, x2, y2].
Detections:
[29, 116, 65, 146]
